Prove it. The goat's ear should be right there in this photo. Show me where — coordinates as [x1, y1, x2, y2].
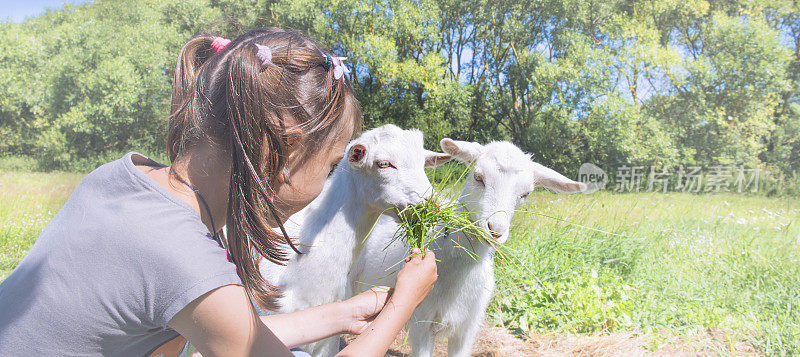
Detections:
[424, 150, 452, 168]
[532, 162, 587, 193]
[440, 138, 482, 163]
[348, 144, 368, 167]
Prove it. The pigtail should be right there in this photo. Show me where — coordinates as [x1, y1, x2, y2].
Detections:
[167, 35, 217, 162]
[166, 28, 363, 311]
[170, 35, 219, 112]
[223, 41, 302, 310]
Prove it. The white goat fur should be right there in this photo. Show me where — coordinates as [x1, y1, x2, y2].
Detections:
[348, 139, 587, 357]
[258, 124, 450, 357]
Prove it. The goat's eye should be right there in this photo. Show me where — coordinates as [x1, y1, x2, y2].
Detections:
[474, 173, 484, 184]
[376, 160, 394, 169]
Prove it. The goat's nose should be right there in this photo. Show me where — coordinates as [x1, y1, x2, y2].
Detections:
[487, 222, 503, 239]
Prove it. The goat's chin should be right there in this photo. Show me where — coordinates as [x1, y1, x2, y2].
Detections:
[478, 235, 499, 247]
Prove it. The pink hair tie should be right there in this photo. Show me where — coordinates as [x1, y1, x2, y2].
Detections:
[254, 44, 272, 66]
[210, 37, 231, 53]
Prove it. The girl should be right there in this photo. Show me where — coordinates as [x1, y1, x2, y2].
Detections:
[0, 28, 438, 356]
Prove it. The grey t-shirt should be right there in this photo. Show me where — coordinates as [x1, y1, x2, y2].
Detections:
[0, 152, 242, 356]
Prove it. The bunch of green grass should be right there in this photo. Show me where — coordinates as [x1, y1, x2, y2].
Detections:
[393, 195, 490, 259]
[390, 162, 492, 259]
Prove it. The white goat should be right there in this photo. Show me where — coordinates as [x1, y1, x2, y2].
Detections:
[258, 124, 450, 357]
[348, 138, 586, 357]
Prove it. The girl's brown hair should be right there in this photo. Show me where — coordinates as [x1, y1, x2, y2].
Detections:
[166, 27, 362, 309]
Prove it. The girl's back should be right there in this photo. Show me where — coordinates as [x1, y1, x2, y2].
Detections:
[0, 152, 241, 356]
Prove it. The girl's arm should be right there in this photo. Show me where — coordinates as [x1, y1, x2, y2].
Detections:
[168, 249, 436, 357]
[168, 284, 293, 357]
[337, 249, 438, 357]
[259, 286, 392, 348]
[168, 285, 389, 356]
[335, 294, 418, 356]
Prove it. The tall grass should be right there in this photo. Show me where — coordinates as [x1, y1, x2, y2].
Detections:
[489, 191, 800, 354]
[1, 170, 798, 354]
[0, 171, 82, 280]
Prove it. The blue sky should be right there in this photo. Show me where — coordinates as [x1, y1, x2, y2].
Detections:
[1, 0, 90, 23]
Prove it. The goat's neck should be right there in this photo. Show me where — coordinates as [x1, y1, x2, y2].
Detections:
[305, 171, 382, 247]
[339, 174, 384, 241]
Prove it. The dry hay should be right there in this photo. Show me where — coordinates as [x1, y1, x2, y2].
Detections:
[341, 324, 762, 356]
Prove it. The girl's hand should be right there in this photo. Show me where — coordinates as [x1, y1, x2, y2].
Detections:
[343, 286, 392, 334]
[392, 248, 438, 307]
[336, 249, 437, 356]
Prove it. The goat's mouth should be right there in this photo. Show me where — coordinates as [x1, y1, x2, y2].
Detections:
[471, 223, 503, 246]
[475, 230, 497, 246]
[383, 206, 408, 221]
[396, 200, 440, 220]
[395, 203, 419, 222]
[387, 203, 409, 218]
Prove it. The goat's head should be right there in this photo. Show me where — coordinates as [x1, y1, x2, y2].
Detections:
[344, 125, 451, 214]
[440, 138, 586, 244]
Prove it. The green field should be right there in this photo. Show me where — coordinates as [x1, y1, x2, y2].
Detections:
[1, 171, 798, 354]
[492, 191, 800, 354]
[0, 171, 83, 281]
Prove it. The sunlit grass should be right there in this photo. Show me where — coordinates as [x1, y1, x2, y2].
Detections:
[490, 191, 800, 354]
[0, 171, 82, 280]
[1, 170, 798, 354]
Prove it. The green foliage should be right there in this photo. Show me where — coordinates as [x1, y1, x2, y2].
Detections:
[0, 156, 37, 172]
[492, 266, 636, 333]
[652, 12, 791, 167]
[0, 0, 798, 186]
[393, 163, 490, 258]
[0, 0, 219, 170]
[580, 96, 679, 169]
